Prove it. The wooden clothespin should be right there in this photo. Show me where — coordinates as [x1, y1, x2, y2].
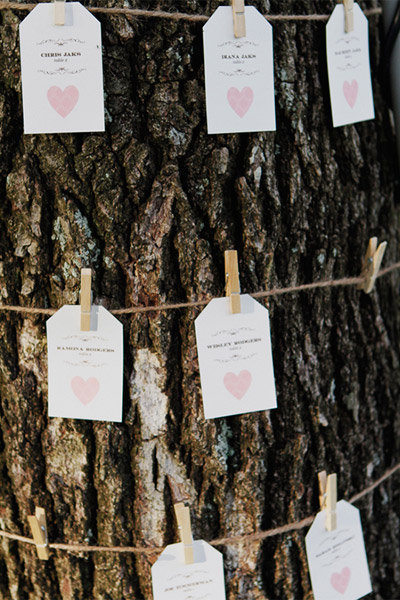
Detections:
[318, 471, 337, 531]
[231, 0, 246, 38]
[28, 507, 49, 560]
[358, 237, 387, 294]
[54, 0, 65, 26]
[343, 0, 354, 33]
[80, 268, 92, 331]
[168, 475, 194, 564]
[225, 250, 241, 314]
[174, 502, 194, 564]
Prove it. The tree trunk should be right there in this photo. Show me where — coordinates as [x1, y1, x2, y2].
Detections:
[0, 1, 399, 599]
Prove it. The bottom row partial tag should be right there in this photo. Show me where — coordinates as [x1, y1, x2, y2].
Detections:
[152, 540, 226, 600]
[306, 501, 372, 600]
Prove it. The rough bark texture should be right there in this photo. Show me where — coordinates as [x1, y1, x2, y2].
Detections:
[0, 1, 399, 599]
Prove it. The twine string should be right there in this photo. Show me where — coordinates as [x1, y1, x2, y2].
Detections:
[0, 2, 382, 22]
[0, 261, 399, 317]
[0, 462, 399, 555]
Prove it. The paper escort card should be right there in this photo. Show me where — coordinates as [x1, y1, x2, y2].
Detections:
[203, 6, 275, 134]
[195, 294, 276, 419]
[46, 306, 123, 422]
[152, 540, 226, 600]
[20, 2, 104, 134]
[326, 3, 374, 127]
[305, 500, 372, 600]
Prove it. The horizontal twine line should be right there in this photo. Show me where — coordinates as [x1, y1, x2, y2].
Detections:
[0, 261, 399, 318]
[0, 463, 399, 555]
[0, 3, 382, 23]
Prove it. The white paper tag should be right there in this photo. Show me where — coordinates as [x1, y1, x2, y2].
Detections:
[20, 2, 104, 134]
[195, 295, 276, 419]
[152, 540, 226, 600]
[203, 6, 275, 134]
[326, 4, 374, 127]
[305, 500, 372, 600]
[46, 306, 123, 422]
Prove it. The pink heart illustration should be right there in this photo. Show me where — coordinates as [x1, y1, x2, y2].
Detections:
[330, 567, 351, 594]
[343, 80, 358, 108]
[47, 85, 79, 118]
[71, 376, 100, 405]
[227, 87, 254, 118]
[223, 370, 252, 400]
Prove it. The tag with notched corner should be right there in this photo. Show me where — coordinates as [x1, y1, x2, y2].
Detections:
[46, 306, 123, 422]
[305, 500, 372, 600]
[152, 540, 226, 600]
[20, 2, 104, 133]
[203, 6, 275, 134]
[326, 3, 374, 127]
[195, 294, 276, 419]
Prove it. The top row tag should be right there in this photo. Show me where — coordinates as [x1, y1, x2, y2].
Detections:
[203, 6, 276, 134]
[20, 2, 104, 133]
[19, 2, 374, 135]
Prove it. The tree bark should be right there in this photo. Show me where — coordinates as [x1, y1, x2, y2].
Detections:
[0, 1, 399, 599]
